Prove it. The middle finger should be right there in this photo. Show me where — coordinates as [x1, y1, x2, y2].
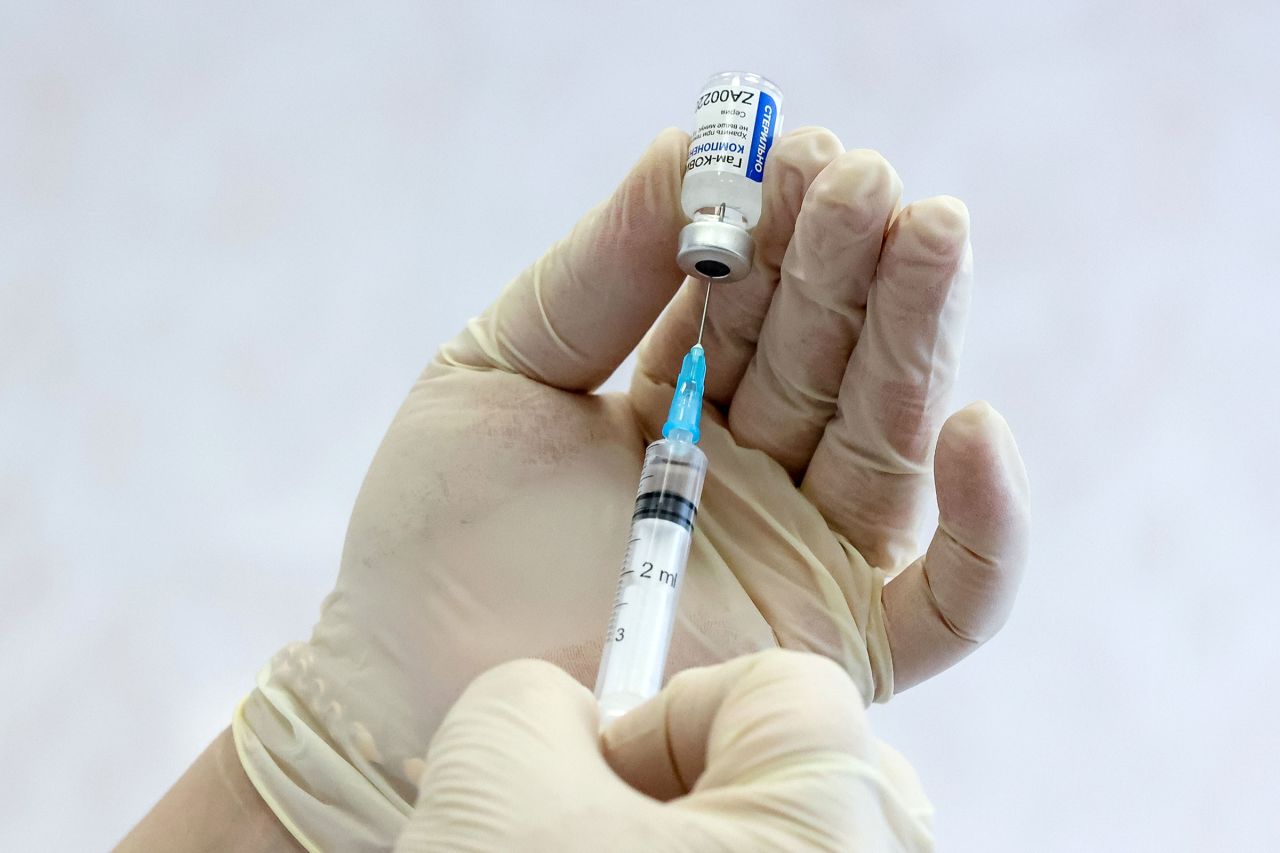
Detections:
[634, 128, 845, 413]
[727, 149, 901, 477]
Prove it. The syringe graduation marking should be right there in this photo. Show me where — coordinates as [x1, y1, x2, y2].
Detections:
[638, 560, 678, 587]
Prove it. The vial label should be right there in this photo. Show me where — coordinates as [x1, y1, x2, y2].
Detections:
[687, 84, 778, 183]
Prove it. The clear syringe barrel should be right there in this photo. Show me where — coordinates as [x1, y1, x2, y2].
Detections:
[595, 436, 708, 723]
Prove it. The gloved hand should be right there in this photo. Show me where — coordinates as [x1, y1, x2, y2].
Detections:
[234, 128, 1031, 851]
[396, 649, 934, 853]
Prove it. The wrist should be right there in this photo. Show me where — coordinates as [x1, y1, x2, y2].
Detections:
[116, 728, 303, 853]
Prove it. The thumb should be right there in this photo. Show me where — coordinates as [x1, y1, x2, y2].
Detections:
[395, 659, 649, 852]
[883, 401, 1032, 692]
[436, 128, 689, 392]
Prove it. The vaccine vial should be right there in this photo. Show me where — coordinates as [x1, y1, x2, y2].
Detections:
[677, 71, 784, 282]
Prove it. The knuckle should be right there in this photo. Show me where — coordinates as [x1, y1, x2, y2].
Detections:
[749, 649, 867, 721]
[466, 658, 565, 698]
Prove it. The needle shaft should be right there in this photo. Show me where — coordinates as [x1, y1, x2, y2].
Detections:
[696, 278, 712, 347]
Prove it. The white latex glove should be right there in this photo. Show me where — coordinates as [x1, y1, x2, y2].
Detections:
[234, 127, 1031, 851]
[396, 649, 933, 853]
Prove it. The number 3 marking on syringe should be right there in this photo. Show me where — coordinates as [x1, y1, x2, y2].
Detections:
[607, 562, 680, 644]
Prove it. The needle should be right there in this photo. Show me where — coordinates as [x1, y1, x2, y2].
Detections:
[696, 277, 712, 347]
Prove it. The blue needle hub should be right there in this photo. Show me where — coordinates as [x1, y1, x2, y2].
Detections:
[662, 344, 707, 444]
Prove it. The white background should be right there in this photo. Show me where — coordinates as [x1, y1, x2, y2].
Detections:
[3, 2, 1278, 850]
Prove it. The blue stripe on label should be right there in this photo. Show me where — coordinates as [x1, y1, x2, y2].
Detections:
[745, 91, 777, 183]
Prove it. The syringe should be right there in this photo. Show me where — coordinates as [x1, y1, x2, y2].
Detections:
[594, 71, 780, 723]
[594, 283, 712, 724]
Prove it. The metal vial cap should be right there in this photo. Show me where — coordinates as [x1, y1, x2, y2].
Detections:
[676, 219, 754, 282]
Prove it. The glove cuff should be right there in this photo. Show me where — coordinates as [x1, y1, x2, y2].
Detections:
[232, 653, 411, 852]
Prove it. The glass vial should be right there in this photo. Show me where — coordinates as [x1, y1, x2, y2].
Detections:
[677, 71, 784, 282]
